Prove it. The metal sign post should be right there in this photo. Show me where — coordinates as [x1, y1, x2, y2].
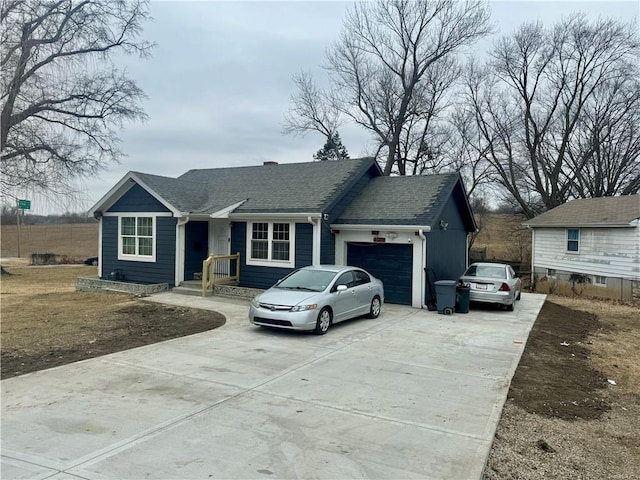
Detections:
[16, 199, 31, 258]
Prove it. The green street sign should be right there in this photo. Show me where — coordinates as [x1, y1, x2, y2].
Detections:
[18, 199, 31, 210]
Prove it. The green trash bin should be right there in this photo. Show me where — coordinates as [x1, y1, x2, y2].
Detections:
[456, 283, 471, 313]
[434, 280, 457, 315]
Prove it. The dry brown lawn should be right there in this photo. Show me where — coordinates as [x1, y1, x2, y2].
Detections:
[1, 265, 224, 378]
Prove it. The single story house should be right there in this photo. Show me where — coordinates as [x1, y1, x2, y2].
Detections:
[523, 195, 640, 301]
[89, 157, 477, 307]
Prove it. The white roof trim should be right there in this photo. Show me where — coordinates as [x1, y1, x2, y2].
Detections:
[230, 212, 322, 220]
[524, 221, 638, 228]
[330, 223, 432, 232]
[209, 200, 248, 218]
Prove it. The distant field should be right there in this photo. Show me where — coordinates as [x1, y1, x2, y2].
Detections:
[1, 223, 98, 260]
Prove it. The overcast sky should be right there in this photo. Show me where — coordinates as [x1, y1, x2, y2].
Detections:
[33, 0, 639, 215]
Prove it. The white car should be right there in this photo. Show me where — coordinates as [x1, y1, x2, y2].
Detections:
[459, 262, 522, 311]
[249, 265, 384, 335]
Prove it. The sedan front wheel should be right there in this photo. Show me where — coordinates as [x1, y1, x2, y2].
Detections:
[368, 296, 381, 319]
[314, 308, 332, 335]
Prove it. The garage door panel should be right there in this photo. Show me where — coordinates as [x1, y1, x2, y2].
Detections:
[347, 243, 412, 305]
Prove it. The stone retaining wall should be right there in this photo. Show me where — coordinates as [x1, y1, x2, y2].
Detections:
[77, 277, 169, 296]
[212, 284, 263, 300]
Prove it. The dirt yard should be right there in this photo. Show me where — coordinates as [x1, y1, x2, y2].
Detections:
[1, 265, 225, 378]
[483, 297, 640, 479]
[1, 265, 638, 479]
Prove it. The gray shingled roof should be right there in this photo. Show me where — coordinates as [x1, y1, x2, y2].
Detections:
[132, 158, 378, 215]
[334, 174, 461, 226]
[524, 195, 640, 227]
[133, 172, 209, 213]
[179, 157, 377, 214]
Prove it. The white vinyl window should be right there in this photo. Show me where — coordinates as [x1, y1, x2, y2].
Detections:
[567, 228, 580, 253]
[118, 216, 156, 262]
[247, 221, 295, 268]
[593, 275, 606, 286]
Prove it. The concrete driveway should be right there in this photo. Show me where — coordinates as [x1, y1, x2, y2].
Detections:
[2, 292, 545, 480]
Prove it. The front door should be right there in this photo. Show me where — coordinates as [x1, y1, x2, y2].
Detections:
[209, 219, 230, 255]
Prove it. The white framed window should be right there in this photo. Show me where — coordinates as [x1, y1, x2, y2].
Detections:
[593, 275, 606, 286]
[118, 215, 156, 262]
[246, 221, 295, 268]
[547, 268, 556, 278]
[567, 228, 580, 253]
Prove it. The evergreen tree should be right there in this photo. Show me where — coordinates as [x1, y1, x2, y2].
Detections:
[313, 132, 349, 161]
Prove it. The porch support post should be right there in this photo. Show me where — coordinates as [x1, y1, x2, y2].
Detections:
[308, 216, 321, 265]
[175, 216, 189, 286]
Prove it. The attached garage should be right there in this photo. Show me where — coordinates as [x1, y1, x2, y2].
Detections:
[347, 243, 413, 305]
[331, 174, 477, 309]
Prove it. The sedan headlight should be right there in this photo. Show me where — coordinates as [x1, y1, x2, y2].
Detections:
[251, 297, 261, 308]
[290, 304, 317, 312]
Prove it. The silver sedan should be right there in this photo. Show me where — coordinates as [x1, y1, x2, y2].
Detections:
[249, 265, 384, 335]
[459, 262, 522, 311]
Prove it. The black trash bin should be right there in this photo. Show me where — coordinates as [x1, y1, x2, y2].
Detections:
[456, 282, 471, 313]
[434, 280, 457, 315]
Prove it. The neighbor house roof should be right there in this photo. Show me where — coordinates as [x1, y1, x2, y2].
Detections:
[524, 195, 640, 228]
[333, 173, 476, 231]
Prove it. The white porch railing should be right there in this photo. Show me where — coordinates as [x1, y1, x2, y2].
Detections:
[202, 253, 240, 296]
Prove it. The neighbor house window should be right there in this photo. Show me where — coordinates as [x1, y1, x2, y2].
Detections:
[593, 275, 606, 286]
[567, 228, 580, 253]
[247, 222, 295, 267]
[547, 268, 556, 278]
[118, 216, 156, 262]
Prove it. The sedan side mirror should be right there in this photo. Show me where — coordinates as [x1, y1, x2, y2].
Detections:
[336, 285, 347, 292]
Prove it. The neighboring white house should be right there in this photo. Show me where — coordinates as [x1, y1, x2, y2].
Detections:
[523, 195, 640, 301]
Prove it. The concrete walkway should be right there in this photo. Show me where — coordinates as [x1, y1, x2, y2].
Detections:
[1, 292, 546, 479]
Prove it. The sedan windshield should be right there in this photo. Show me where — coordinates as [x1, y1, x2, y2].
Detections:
[277, 269, 338, 292]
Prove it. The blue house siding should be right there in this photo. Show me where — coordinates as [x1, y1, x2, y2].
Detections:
[108, 184, 171, 213]
[231, 221, 313, 289]
[101, 216, 177, 286]
[321, 170, 375, 264]
[425, 195, 468, 302]
[102, 183, 176, 285]
[320, 223, 336, 264]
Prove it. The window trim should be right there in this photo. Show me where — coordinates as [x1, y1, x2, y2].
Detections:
[566, 228, 580, 253]
[117, 214, 158, 263]
[246, 221, 296, 268]
[593, 275, 606, 286]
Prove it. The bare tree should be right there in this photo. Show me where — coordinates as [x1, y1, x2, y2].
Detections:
[1, 0, 154, 199]
[283, 71, 344, 158]
[285, 0, 491, 175]
[567, 74, 640, 197]
[465, 15, 639, 217]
